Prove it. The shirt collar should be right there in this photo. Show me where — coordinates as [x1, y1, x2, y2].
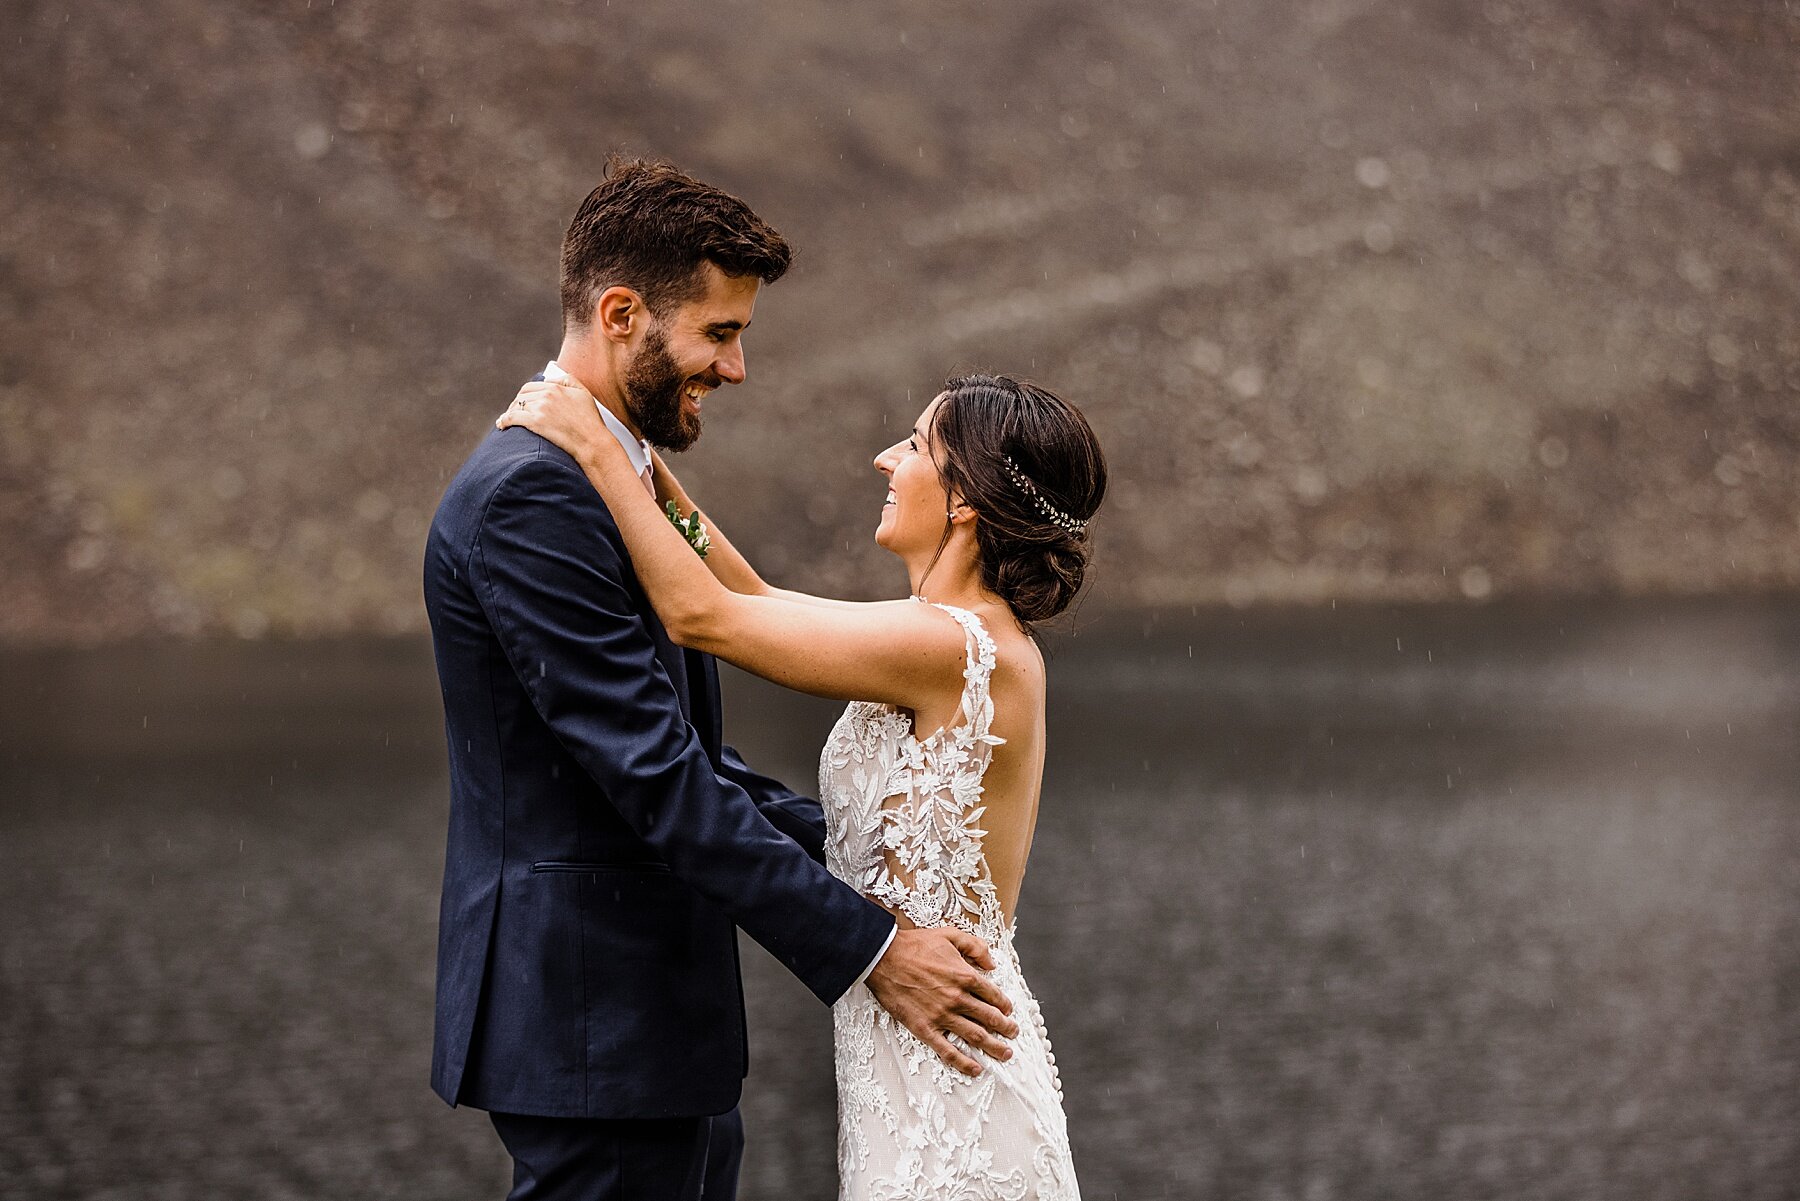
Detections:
[542, 360, 652, 479]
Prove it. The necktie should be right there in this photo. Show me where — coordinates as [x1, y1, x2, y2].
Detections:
[640, 463, 656, 498]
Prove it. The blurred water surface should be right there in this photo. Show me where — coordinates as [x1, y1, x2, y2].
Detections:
[2, 600, 1797, 1199]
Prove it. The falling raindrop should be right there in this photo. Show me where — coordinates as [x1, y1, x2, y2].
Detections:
[294, 123, 331, 159]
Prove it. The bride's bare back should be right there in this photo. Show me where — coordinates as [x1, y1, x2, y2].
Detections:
[901, 603, 1049, 925]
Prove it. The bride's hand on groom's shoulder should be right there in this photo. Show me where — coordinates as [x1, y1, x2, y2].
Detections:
[496, 380, 607, 461]
[865, 926, 1019, 1078]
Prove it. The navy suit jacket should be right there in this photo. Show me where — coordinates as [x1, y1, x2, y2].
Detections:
[423, 420, 894, 1119]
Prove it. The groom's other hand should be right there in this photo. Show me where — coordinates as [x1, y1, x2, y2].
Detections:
[865, 927, 1018, 1077]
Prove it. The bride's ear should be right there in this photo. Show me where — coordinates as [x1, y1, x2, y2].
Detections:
[947, 500, 977, 527]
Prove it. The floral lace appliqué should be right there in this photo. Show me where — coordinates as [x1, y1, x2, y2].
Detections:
[821, 603, 1078, 1201]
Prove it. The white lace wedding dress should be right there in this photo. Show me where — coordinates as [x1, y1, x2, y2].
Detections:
[820, 601, 1079, 1201]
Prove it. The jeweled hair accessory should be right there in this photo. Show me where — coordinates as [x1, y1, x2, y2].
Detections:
[1001, 455, 1088, 535]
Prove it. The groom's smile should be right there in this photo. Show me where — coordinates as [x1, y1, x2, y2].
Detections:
[682, 380, 714, 419]
[608, 266, 758, 453]
[623, 263, 760, 452]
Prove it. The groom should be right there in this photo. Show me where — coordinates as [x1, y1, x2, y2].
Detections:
[423, 158, 1017, 1201]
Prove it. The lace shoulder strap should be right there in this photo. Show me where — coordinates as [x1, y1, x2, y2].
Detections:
[925, 601, 1002, 748]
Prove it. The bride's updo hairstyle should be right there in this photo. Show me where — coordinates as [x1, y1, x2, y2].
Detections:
[929, 374, 1107, 625]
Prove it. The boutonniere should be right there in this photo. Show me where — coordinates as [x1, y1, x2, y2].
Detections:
[664, 500, 711, 559]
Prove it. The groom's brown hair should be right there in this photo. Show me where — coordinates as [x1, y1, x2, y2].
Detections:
[560, 157, 792, 329]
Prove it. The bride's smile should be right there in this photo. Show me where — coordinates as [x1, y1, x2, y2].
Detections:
[872, 393, 962, 557]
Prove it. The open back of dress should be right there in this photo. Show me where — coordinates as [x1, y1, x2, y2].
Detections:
[819, 601, 1079, 1201]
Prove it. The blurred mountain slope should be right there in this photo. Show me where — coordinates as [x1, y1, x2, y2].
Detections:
[2, 0, 1796, 641]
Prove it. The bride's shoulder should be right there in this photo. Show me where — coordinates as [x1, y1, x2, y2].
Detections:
[998, 639, 1046, 691]
[969, 610, 1045, 692]
[888, 598, 987, 669]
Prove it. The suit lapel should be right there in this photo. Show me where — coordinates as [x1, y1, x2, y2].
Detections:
[544, 374, 703, 745]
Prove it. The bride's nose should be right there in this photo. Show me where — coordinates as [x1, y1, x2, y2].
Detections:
[873, 442, 901, 475]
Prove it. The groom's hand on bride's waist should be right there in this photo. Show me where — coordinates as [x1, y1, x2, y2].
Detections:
[864, 927, 1019, 1077]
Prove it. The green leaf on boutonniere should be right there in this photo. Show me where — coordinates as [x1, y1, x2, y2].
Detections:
[664, 499, 711, 559]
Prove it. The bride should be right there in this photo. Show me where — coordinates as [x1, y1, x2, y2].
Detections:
[499, 370, 1106, 1201]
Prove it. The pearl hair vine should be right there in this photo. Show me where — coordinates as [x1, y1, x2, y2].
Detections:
[1000, 455, 1088, 535]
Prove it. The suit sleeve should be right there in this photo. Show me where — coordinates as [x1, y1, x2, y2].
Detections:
[718, 742, 828, 864]
[472, 451, 893, 1003]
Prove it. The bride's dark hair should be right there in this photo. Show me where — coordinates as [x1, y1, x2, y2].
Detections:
[925, 374, 1107, 626]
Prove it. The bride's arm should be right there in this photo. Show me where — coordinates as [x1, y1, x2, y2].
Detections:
[651, 451, 880, 612]
[647, 451, 771, 599]
[500, 382, 967, 710]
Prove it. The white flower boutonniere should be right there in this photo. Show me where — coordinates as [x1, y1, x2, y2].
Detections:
[664, 500, 711, 559]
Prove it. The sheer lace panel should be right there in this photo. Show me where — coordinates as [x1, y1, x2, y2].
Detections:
[862, 603, 1007, 940]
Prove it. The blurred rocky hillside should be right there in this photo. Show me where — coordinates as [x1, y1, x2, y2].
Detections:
[3, 0, 1797, 642]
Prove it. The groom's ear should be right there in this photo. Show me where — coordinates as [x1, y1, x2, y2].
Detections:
[594, 285, 645, 343]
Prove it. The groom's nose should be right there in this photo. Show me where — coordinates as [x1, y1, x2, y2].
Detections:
[714, 340, 746, 385]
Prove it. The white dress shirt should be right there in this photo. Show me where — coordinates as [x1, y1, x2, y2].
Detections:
[542, 361, 651, 480]
[542, 361, 895, 993]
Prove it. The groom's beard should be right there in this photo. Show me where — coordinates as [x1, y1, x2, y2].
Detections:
[624, 323, 703, 452]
